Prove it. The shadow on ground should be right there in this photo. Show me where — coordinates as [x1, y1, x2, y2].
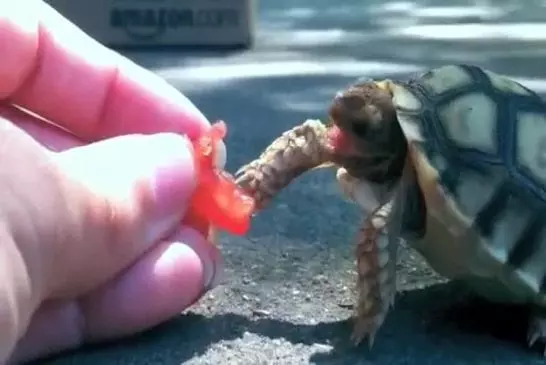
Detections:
[40, 281, 543, 365]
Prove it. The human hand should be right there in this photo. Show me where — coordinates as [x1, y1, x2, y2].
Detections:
[0, 2, 223, 363]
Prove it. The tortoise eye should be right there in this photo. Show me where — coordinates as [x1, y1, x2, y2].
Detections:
[351, 123, 369, 138]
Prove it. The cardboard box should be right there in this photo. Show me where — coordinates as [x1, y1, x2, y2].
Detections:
[45, 0, 256, 49]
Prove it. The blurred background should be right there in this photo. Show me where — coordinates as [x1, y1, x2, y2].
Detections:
[43, 1, 546, 364]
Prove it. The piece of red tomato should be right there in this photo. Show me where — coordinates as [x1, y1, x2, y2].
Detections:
[182, 121, 255, 237]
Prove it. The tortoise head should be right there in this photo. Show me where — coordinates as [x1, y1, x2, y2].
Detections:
[326, 80, 408, 184]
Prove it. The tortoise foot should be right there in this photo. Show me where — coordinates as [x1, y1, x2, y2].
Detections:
[351, 317, 380, 348]
[527, 311, 546, 357]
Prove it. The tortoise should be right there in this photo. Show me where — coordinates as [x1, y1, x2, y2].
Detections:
[234, 64, 546, 354]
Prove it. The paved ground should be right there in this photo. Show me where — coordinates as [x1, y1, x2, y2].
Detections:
[39, 0, 546, 364]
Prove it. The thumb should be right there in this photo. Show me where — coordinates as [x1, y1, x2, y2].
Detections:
[46, 132, 198, 298]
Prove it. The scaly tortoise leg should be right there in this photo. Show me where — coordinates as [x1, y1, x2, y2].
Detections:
[351, 201, 397, 347]
[235, 119, 334, 209]
[336, 167, 398, 347]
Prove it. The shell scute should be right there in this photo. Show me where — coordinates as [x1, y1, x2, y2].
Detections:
[515, 111, 546, 194]
[483, 69, 533, 96]
[449, 168, 503, 220]
[419, 64, 474, 96]
[391, 83, 423, 113]
[476, 192, 533, 265]
[437, 92, 498, 156]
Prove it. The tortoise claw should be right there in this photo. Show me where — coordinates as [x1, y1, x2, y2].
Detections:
[527, 329, 540, 348]
[527, 311, 546, 357]
[350, 319, 378, 348]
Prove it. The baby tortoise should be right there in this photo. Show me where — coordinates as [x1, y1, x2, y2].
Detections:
[235, 64, 546, 354]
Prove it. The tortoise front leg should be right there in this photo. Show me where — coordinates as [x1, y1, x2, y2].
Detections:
[335, 167, 399, 346]
[352, 201, 398, 347]
[235, 119, 333, 210]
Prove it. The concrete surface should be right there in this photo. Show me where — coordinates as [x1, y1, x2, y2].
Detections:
[39, 0, 546, 364]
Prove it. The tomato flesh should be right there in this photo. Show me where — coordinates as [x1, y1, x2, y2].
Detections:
[182, 121, 255, 237]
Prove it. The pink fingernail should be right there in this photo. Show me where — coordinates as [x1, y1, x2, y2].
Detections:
[177, 227, 225, 292]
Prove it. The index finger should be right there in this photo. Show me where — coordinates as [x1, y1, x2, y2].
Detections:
[0, 1, 210, 141]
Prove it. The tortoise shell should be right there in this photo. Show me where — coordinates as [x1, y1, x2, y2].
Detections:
[389, 64, 546, 306]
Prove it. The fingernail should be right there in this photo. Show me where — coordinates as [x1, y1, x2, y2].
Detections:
[176, 227, 225, 291]
[143, 133, 197, 242]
